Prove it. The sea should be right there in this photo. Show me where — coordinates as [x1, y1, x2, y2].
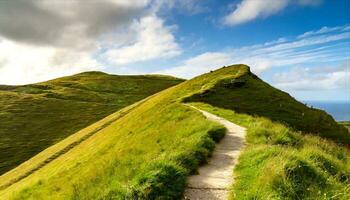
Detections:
[304, 101, 350, 122]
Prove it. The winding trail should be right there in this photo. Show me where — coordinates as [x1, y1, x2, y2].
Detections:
[183, 107, 246, 200]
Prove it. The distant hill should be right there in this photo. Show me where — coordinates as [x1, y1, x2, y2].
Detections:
[0, 72, 183, 175]
[0, 65, 348, 200]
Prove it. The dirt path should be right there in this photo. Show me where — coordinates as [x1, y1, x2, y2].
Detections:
[183, 107, 246, 200]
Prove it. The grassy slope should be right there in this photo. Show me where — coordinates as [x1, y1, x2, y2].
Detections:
[192, 103, 350, 200]
[184, 70, 349, 144]
[0, 66, 232, 200]
[0, 65, 348, 199]
[339, 121, 350, 132]
[184, 68, 350, 199]
[0, 72, 183, 175]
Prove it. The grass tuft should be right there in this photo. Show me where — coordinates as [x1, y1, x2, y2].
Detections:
[126, 163, 186, 200]
[127, 125, 226, 199]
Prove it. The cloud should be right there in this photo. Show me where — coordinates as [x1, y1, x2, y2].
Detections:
[159, 25, 350, 79]
[224, 0, 289, 26]
[0, 0, 153, 85]
[249, 32, 350, 55]
[223, 0, 322, 26]
[272, 60, 350, 90]
[105, 15, 181, 64]
[0, 38, 99, 85]
[0, 0, 201, 49]
[297, 24, 350, 39]
[155, 0, 208, 14]
[156, 52, 232, 78]
[0, 0, 191, 85]
[0, 0, 149, 48]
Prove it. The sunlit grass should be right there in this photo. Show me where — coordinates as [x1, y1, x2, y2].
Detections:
[191, 103, 350, 200]
[1, 65, 348, 199]
[0, 72, 183, 175]
[0, 65, 244, 199]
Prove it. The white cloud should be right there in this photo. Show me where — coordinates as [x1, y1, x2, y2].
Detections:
[0, 0, 150, 48]
[272, 60, 350, 90]
[0, 38, 99, 85]
[223, 0, 322, 26]
[0, 0, 188, 85]
[155, 0, 208, 14]
[158, 25, 350, 80]
[297, 24, 350, 39]
[0, 0, 155, 85]
[156, 52, 232, 78]
[105, 15, 181, 64]
[260, 32, 350, 53]
[224, 0, 289, 26]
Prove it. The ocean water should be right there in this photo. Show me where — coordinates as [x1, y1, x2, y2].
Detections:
[304, 101, 350, 122]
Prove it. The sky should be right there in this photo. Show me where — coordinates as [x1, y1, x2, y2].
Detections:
[0, 0, 349, 101]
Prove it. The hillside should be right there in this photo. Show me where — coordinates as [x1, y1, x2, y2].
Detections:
[0, 65, 348, 200]
[0, 72, 183, 175]
[339, 121, 350, 132]
[184, 69, 349, 144]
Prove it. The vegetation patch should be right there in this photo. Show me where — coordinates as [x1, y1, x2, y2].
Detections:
[1, 65, 348, 199]
[184, 71, 349, 144]
[0, 72, 183, 175]
[190, 103, 350, 200]
[339, 121, 350, 132]
[126, 125, 226, 200]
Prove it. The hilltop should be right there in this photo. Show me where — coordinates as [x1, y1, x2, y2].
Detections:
[0, 72, 183, 175]
[184, 68, 349, 144]
[0, 65, 348, 200]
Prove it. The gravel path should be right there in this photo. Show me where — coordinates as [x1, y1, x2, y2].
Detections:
[183, 107, 246, 200]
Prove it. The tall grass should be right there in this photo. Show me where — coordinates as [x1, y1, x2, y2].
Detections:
[191, 103, 350, 200]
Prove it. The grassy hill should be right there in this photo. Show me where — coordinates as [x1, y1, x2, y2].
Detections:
[184, 69, 349, 144]
[191, 103, 350, 200]
[0, 72, 183, 175]
[0, 65, 348, 199]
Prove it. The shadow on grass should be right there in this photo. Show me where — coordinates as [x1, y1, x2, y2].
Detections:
[183, 72, 350, 145]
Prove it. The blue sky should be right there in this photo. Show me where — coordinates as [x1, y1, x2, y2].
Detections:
[0, 0, 349, 101]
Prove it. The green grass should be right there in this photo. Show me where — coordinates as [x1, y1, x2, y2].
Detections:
[183, 69, 349, 199]
[339, 121, 350, 132]
[184, 70, 349, 144]
[0, 65, 348, 199]
[0, 71, 183, 175]
[191, 103, 350, 200]
[0, 65, 234, 200]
